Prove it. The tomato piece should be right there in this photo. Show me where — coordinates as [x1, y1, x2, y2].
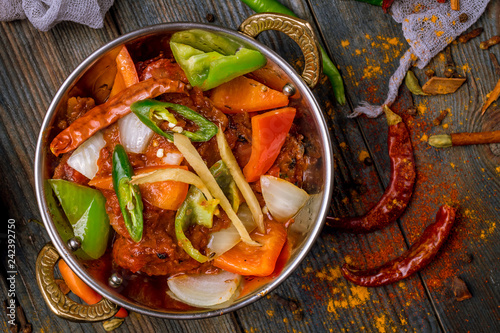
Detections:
[243, 107, 296, 182]
[213, 219, 287, 276]
[210, 76, 289, 113]
[110, 46, 139, 97]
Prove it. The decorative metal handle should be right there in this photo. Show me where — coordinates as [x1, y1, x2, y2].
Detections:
[239, 13, 322, 88]
[36, 243, 119, 322]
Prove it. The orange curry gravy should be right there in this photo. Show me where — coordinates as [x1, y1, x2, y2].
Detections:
[51, 57, 314, 310]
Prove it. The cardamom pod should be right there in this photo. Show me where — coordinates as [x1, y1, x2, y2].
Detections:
[405, 70, 429, 96]
[103, 318, 124, 331]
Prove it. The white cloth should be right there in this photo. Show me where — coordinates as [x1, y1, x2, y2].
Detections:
[0, 0, 114, 31]
[351, 0, 491, 118]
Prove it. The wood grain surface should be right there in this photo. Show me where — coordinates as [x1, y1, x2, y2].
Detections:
[0, 0, 499, 332]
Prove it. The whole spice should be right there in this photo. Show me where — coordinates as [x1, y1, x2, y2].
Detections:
[342, 205, 457, 287]
[425, 69, 435, 78]
[489, 53, 500, 76]
[50, 78, 186, 156]
[452, 276, 472, 301]
[421, 77, 466, 95]
[405, 70, 428, 96]
[457, 28, 483, 43]
[326, 106, 416, 233]
[240, 0, 346, 105]
[16, 305, 32, 333]
[406, 106, 417, 115]
[443, 47, 457, 78]
[433, 109, 449, 126]
[428, 130, 500, 148]
[103, 318, 125, 331]
[480, 36, 500, 50]
[481, 78, 500, 115]
[458, 13, 468, 23]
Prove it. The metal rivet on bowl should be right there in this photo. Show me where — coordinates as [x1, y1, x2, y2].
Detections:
[67, 237, 81, 252]
[109, 273, 123, 288]
[282, 83, 296, 96]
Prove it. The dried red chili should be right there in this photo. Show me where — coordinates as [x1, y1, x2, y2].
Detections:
[341, 204, 457, 287]
[382, 0, 395, 13]
[326, 105, 416, 233]
[50, 77, 186, 156]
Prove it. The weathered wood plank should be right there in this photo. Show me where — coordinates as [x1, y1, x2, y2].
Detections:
[311, 0, 500, 332]
[401, 2, 500, 331]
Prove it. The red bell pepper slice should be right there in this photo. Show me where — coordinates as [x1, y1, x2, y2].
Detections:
[243, 107, 296, 182]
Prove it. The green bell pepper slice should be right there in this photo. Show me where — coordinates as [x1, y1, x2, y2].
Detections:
[47, 179, 110, 259]
[170, 29, 241, 56]
[170, 30, 266, 90]
[175, 159, 243, 263]
[175, 186, 220, 263]
[210, 160, 240, 213]
[131, 99, 218, 142]
[112, 144, 144, 242]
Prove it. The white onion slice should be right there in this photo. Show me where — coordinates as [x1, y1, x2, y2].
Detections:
[173, 133, 259, 246]
[206, 203, 256, 258]
[167, 270, 241, 307]
[67, 131, 106, 179]
[118, 113, 154, 153]
[163, 152, 183, 165]
[260, 175, 309, 222]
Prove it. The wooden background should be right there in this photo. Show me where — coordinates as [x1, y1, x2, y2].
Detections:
[1, 0, 499, 332]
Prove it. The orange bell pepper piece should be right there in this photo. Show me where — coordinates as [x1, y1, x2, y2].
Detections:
[243, 107, 296, 182]
[209, 76, 289, 113]
[214, 219, 287, 276]
[110, 46, 140, 98]
[58, 259, 128, 318]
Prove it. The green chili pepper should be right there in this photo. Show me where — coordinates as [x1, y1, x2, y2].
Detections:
[240, 0, 346, 105]
[47, 179, 110, 259]
[353, 0, 383, 5]
[175, 186, 220, 263]
[112, 144, 143, 242]
[131, 99, 218, 142]
[170, 29, 267, 91]
[210, 160, 240, 212]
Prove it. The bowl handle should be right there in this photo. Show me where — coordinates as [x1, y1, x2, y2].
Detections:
[239, 13, 322, 88]
[36, 243, 119, 322]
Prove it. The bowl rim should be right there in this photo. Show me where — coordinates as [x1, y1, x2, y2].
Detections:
[34, 21, 334, 319]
